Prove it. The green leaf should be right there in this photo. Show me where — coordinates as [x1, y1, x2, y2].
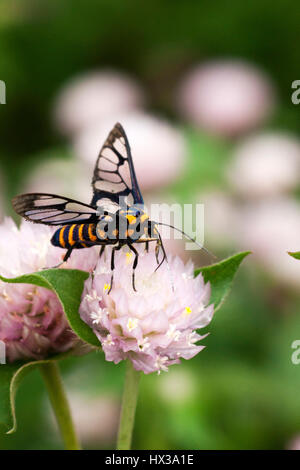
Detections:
[195, 251, 251, 311]
[0, 269, 100, 347]
[288, 251, 300, 260]
[0, 268, 101, 434]
[0, 354, 71, 434]
[0, 362, 22, 433]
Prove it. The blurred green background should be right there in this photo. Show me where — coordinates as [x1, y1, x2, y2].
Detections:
[1, 0, 300, 450]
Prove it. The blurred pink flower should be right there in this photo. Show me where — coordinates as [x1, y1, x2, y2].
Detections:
[53, 70, 144, 136]
[0, 218, 98, 362]
[237, 198, 300, 287]
[79, 247, 213, 374]
[22, 157, 92, 204]
[227, 133, 300, 198]
[198, 190, 239, 249]
[287, 435, 300, 450]
[158, 368, 196, 403]
[0, 171, 5, 221]
[73, 112, 186, 192]
[53, 392, 119, 446]
[177, 60, 275, 137]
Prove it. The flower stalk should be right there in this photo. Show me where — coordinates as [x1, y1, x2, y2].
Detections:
[117, 360, 141, 450]
[39, 361, 81, 450]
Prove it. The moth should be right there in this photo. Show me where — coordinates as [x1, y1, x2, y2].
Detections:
[12, 123, 203, 292]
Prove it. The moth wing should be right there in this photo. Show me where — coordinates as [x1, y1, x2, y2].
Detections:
[91, 122, 144, 211]
[12, 193, 101, 226]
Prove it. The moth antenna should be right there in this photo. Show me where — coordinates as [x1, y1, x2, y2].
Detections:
[155, 222, 217, 261]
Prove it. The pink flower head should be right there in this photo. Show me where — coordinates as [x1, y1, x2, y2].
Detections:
[0, 171, 4, 222]
[227, 133, 300, 198]
[237, 197, 300, 288]
[22, 157, 92, 205]
[53, 70, 144, 136]
[198, 190, 239, 249]
[79, 247, 213, 374]
[177, 60, 275, 137]
[0, 218, 98, 362]
[287, 435, 300, 450]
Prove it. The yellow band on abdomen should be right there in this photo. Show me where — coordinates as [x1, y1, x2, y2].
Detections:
[59, 226, 67, 248]
[78, 224, 84, 242]
[68, 225, 76, 246]
[88, 224, 97, 242]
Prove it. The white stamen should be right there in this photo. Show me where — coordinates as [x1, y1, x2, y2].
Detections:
[166, 324, 181, 341]
[85, 289, 102, 302]
[103, 334, 115, 346]
[155, 355, 169, 374]
[90, 309, 103, 325]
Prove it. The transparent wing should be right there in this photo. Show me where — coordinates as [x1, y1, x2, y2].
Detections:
[91, 122, 144, 210]
[12, 193, 100, 226]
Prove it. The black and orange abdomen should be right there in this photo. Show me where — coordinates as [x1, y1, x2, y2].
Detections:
[51, 223, 98, 249]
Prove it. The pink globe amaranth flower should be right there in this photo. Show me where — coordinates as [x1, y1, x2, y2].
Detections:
[53, 70, 144, 136]
[198, 190, 239, 249]
[79, 247, 213, 374]
[22, 157, 92, 205]
[177, 60, 275, 137]
[227, 133, 300, 198]
[0, 218, 99, 362]
[287, 435, 300, 450]
[58, 392, 119, 446]
[0, 171, 6, 221]
[236, 198, 300, 288]
[158, 368, 196, 404]
[73, 111, 187, 192]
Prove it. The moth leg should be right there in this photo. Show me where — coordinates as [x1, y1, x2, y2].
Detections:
[155, 239, 161, 265]
[63, 246, 74, 263]
[41, 260, 64, 270]
[154, 233, 168, 273]
[145, 241, 149, 253]
[155, 243, 166, 272]
[129, 244, 139, 292]
[41, 246, 74, 270]
[99, 245, 105, 258]
[57, 246, 75, 267]
[108, 245, 121, 294]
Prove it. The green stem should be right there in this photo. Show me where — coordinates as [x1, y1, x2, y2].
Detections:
[117, 360, 141, 450]
[39, 361, 81, 450]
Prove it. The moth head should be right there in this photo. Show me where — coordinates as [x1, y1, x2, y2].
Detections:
[126, 205, 148, 225]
